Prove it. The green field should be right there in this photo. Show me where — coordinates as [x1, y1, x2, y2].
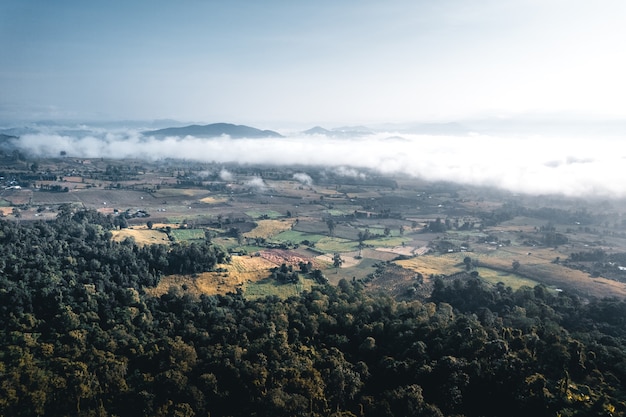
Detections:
[245, 210, 283, 219]
[364, 236, 413, 248]
[475, 267, 541, 290]
[315, 237, 359, 253]
[337, 257, 379, 281]
[170, 228, 206, 241]
[166, 215, 207, 224]
[272, 230, 326, 245]
[244, 277, 316, 300]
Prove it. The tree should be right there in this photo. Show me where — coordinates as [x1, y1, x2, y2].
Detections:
[512, 260, 520, 271]
[463, 256, 472, 271]
[147, 220, 154, 230]
[333, 253, 343, 273]
[327, 218, 336, 237]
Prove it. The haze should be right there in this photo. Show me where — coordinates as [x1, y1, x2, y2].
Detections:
[1, 1, 625, 124]
[8, 126, 626, 198]
[2, 1, 625, 198]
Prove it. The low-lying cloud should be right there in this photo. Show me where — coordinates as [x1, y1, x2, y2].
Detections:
[293, 173, 313, 186]
[8, 129, 626, 198]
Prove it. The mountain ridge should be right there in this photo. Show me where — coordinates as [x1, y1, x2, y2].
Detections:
[143, 123, 283, 139]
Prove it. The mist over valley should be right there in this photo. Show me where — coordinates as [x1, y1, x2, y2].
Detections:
[3, 119, 625, 198]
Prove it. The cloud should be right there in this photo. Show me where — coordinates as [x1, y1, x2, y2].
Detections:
[219, 169, 233, 182]
[244, 177, 266, 191]
[293, 173, 313, 186]
[334, 167, 367, 179]
[8, 127, 626, 198]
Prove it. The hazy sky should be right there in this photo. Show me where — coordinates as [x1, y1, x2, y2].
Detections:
[1, 1, 625, 125]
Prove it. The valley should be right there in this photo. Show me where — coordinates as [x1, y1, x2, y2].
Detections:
[4, 153, 626, 301]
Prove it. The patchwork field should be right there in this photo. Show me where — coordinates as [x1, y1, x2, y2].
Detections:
[8, 156, 626, 301]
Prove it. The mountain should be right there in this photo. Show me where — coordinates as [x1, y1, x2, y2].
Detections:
[303, 126, 333, 135]
[302, 125, 373, 137]
[143, 123, 283, 139]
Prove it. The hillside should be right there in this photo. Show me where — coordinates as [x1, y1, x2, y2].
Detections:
[143, 122, 284, 138]
[2, 210, 626, 416]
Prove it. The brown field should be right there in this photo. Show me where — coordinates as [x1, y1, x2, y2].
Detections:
[470, 247, 626, 299]
[243, 219, 295, 239]
[199, 196, 229, 204]
[396, 254, 465, 277]
[1, 189, 32, 205]
[111, 227, 169, 245]
[316, 251, 362, 269]
[145, 255, 277, 298]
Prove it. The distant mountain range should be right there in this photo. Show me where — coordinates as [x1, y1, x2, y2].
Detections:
[143, 123, 283, 139]
[303, 125, 373, 137]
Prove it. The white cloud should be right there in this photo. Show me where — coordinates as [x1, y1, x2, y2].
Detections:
[219, 169, 233, 181]
[293, 173, 313, 185]
[245, 177, 266, 191]
[8, 129, 626, 198]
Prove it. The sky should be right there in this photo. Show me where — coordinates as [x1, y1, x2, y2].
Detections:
[1, 0, 625, 125]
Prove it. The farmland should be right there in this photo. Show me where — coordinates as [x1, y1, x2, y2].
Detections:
[5, 154, 626, 301]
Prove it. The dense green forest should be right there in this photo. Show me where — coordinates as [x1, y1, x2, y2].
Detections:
[2, 210, 626, 416]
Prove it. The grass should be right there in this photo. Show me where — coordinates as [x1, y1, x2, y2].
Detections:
[166, 215, 206, 224]
[329, 257, 379, 283]
[396, 253, 465, 277]
[245, 210, 283, 219]
[145, 255, 277, 298]
[153, 188, 209, 197]
[244, 219, 294, 239]
[474, 267, 540, 290]
[244, 276, 316, 300]
[272, 230, 327, 245]
[315, 237, 360, 253]
[111, 228, 169, 246]
[364, 236, 413, 248]
[0, 199, 11, 207]
[199, 196, 229, 204]
[170, 228, 206, 241]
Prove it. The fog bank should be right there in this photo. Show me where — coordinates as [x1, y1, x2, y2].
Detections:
[9, 130, 626, 198]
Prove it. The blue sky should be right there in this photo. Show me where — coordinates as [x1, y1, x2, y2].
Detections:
[1, 1, 625, 125]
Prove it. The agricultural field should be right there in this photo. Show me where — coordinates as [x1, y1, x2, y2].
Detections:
[245, 209, 283, 219]
[170, 228, 206, 241]
[244, 219, 295, 239]
[111, 227, 169, 245]
[244, 276, 317, 300]
[6, 155, 626, 301]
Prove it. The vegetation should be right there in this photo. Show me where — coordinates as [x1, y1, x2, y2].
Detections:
[2, 210, 626, 416]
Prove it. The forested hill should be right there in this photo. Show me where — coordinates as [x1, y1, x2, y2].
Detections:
[2, 211, 626, 416]
[142, 123, 284, 138]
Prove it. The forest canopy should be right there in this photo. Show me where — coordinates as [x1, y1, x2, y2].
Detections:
[1, 210, 626, 416]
